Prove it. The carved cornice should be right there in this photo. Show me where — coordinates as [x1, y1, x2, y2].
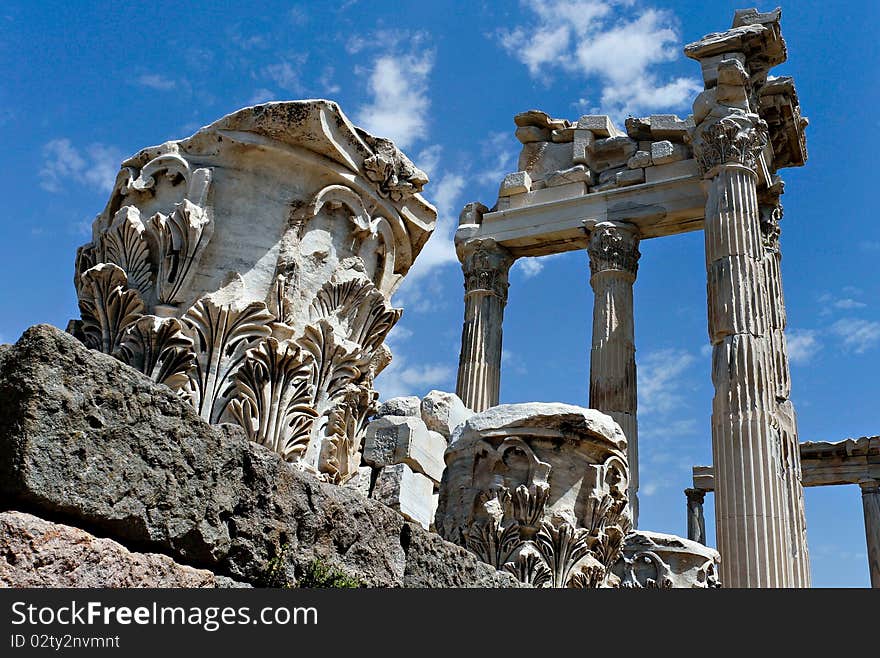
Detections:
[693, 113, 768, 177]
[460, 239, 514, 302]
[588, 222, 640, 278]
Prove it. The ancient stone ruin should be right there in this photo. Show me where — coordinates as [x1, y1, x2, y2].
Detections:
[1, 8, 876, 588]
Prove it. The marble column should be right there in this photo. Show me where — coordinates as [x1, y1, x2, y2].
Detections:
[694, 112, 795, 587]
[588, 221, 640, 524]
[759, 183, 811, 587]
[685, 488, 707, 545]
[860, 480, 880, 588]
[455, 239, 514, 413]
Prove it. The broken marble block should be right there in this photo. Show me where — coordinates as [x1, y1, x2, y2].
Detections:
[377, 396, 421, 418]
[436, 403, 631, 588]
[420, 390, 473, 442]
[499, 171, 531, 197]
[363, 415, 446, 483]
[612, 530, 721, 588]
[371, 463, 436, 530]
[650, 140, 690, 165]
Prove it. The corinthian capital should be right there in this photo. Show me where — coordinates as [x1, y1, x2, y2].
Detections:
[692, 112, 768, 177]
[459, 239, 514, 301]
[588, 222, 640, 278]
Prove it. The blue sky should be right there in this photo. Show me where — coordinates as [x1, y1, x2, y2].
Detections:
[1, 1, 877, 586]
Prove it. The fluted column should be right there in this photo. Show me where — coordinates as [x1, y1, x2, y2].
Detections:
[455, 239, 514, 412]
[694, 111, 795, 587]
[759, 184, 811, 587]
[860, 480, 880, 588]
[685, 488, 707, 545]
[588, 222, 640, 524]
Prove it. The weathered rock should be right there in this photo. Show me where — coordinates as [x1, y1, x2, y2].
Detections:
[590, 136, 638, 171]
[612, 530, 721, 588]
[376, 396, 421, 418]
[363, 415, 446, 483]
[515, 125, 550, 143]
[499, 171, 531, 196]
[616, 168, 645, 187]
[648, 114, 695, 141]
[371, 464, 435, 530]
[627, 150, 652, 169]
[624, 116, 653, 140]
[0, 325, 521, 588]
[546, 164, 592, 187]
[0, 511, 246, 588]
[650, 140, 689, 165]
[420, 390, 473, 441]
[577, 114, 620, 137]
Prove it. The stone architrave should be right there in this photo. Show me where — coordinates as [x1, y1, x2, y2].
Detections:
[587, 221, 641, 525]
[435, 403, 632, 588]
[454, 239, 514, 412]
[860, 480, 880, 588]
[67, 100, 437, 487]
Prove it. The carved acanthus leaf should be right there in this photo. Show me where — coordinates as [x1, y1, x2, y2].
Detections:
[98, 206, 154, 299]
[535, 521, 592, 589]
[78, 264, 145, 355]
[693, 113, 768, 175]
[503, 549, 552, 588]
[182, 296, 274, 423]
[309, 279, 402, 353]
[147, 199, 213, 305]
[117, 315, 195, 390]
[297, 319, 367, 405]
[226, 337, 317, 461]
[588, 223, 640, 277]
[465, 516, 521, 570]
[318, 382, 378, 484]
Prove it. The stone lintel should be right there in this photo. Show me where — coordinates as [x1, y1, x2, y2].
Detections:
[457, 174, 704, 259]
[694, 436, 880, 490]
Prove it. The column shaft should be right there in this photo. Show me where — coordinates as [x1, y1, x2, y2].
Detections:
[455, 240, 513, 412]
[861, 481, 880, 588]
[700, 150, 794, 587]
[588, 222, 640, 524]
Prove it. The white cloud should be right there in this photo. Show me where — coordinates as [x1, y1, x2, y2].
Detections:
[787, 329, 821, 364]
[637, 348, 696, 415]
[391, 163, 464, 311]
[249, 88, 276, 105]
[477, 131, 517, 187]
[137, 74, 177, 91]
[496, 0, 702, 118]
[355, 43, 433, 149]
[513, 257, 544, 278]
[264, 58, 306, 93]
[318, 66, 341, 95]
[375, 354, 455, 400]
[40, 139, 122, 194]
[831, 318, 880, 354]
[833, 298, 866, 310]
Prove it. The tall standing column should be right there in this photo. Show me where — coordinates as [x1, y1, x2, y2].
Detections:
[694, 111, 794, 587]
[860, 480, 880, 588]
[455, 239, 514, 412]
[759, 182, 811, 587]
[588, 222, 641, 524]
